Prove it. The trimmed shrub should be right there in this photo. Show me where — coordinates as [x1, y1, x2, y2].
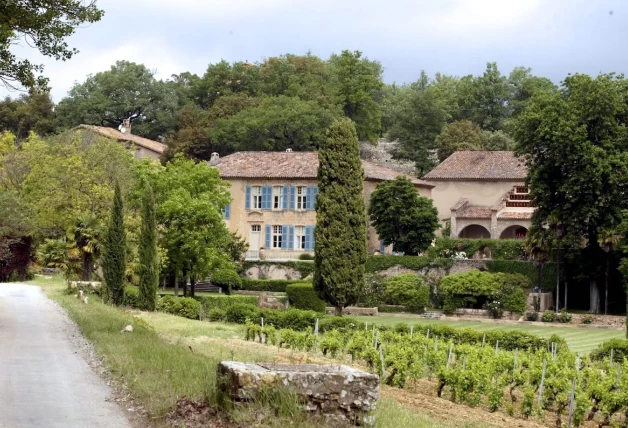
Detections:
[210, 269, 241, 295]
[384, 274, 429, 313]
[195, 295, 258, 314]
[286, 283, 326, 312]
[239, 278, 308, 292]
[298, 253, 314, 261]
[590, 339, 628, 362]
[318, 317, 365, 333]
[556, 309, 572, 323]
[526, 312, 539, 321]
[225, 303, 260, 324]
[122, 285, 140, 307]
[207, 308, 227, 322]
[486, 260, 557, 291]
[156, 295, 201, 319]
[542, 310, 556, 322]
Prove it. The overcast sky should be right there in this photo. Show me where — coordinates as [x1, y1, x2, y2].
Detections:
[4, 0, 628, 101]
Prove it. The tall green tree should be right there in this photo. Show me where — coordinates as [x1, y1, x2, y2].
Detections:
[55, 61, 180, 140]
[0, 91, 56, 140]
[329, 50, 383, 141]
[137, 182, 159, 311]
[515, 73, 628, 314]
[0, 0, 103, 89]
[314, 118, 367, 315]
[369, 177, 439, 255]
[434, 120, 484, 162]
[102, 183, 126, 304]
[616, 211, 628, 336]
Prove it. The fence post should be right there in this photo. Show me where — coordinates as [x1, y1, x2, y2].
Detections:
[567, 377, 577, 428]
[538, 360, 547, 406]
[482, 333, 486, 347]
[435, 336, 439, 351]
[495, 340, 499, 355]
[261, 317, 264, 328]
[447, 343, 454, 369]
[410, 326, 413, 339]
[314, 318, 319, 336]
[426, 328, 430, 338]
[379, 347, 386, 378]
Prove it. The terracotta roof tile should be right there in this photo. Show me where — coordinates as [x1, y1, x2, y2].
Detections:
[423, 151, 527, 181]
[76, 125, 167, 154]
[498, 211, 534, 220]
[456, 206, 492, 219]
[213, 151, 434, 188]
[450, 198, 469, 211]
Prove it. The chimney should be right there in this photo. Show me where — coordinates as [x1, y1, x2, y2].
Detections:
[121, 118, 131, 134]
[209, 152, 220, 165]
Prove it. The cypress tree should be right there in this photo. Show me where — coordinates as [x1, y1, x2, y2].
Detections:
[314, 118, 367, 316]
[102, 182, 126, 305]
[137, 182, 159, 310]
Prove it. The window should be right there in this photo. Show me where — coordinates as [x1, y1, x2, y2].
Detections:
[295, 226, 306, 250]
[251, 186, 262, 209]
[273, 186, 284, 209]
[272, 225, 282, 248]
[296, 186, 307, 210]
[251, 224, 261, 232]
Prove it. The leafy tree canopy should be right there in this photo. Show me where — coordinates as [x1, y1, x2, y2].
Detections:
[0, 91, 55, 140]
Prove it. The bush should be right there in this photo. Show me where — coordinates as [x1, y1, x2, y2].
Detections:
[582, 314, 594, 324]
[122, 285, 140, 307]
[556, 309, 572, 323]
[239, 278, 308, 292]
[286, 283, 326, 312]
[428, 238, 525, 260]
[542, 310, 556, 322]
[358, 273, 387, 307]
[195, 295, 258, 314]
[318, 317, 365, 333]
[495, 273, 529, 313]
[483, 300, 504, 319]
[156, 295, 201, 319]
[486, 260, 557, 291]
[526, 312, 539, 321]
[384, 274, 429, 313]
[298, 253, 314, 261]
[210, 269, 241, 294]
[590, 339, 628, 362]
[225, 303, 260, 324]
[207, 308, 226, 321]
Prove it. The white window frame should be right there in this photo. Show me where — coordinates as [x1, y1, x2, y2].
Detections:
[296, 186, 307, 210]
[251, 186, 262, 209]
[272, 225, 283, 249]
[272, 186, 284, 210]
[251, 224, 261, 232]
[294, 226, 306, 250]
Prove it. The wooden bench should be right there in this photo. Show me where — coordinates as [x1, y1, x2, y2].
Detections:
[194, 282, 222, 293]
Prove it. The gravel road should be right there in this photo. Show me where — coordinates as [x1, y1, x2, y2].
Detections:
[0, 283, 132, 428]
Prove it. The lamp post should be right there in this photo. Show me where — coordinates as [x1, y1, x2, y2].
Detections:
[554, 225, 565, 313]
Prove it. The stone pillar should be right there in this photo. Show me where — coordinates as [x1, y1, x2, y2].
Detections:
[490, 211, 498, 239]
[450, 214, 457, 238]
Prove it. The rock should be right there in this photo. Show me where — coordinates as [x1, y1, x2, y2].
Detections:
[120, 325, 133, 333]
[218, 362, 379, 426]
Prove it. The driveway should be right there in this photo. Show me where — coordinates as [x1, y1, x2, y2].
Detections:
[0, 283, 131, 428]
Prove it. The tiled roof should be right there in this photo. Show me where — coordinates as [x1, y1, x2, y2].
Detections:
[450, 198, 469, 211]
[75, 125, 167, 155]
[498, 211, 534, 220]
[423, 151, 527, 181]
[455, 206, 492, 219]
[213, 151, 434, 188]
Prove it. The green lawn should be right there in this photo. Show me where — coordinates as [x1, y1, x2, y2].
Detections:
[350, 314, 624, 353]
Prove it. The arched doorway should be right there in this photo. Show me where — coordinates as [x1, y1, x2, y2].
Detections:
[458, 225, 491, 239]
[500, 225, 528, 239]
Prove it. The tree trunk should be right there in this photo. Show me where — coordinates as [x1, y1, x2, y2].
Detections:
[564, 280, 568, 310]
[604, 255, 609, 315]
[174, 276, 179, 297]
[334, 306, 343, 316]
[589, 279, 601, 314]
[82, 254, 92, 281]
[190, 277, 196, 298]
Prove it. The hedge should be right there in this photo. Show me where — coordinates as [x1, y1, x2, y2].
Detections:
[428, 238, 525, 260]
[486, 260, 557, 291]
[285, 283, 326, 312]
[195, 294, 258, 311]
[239, 278, 310, 292]
[384, 274, 429, 313]
[590, 339, 628, 362]
[366, 255, 436, 273]
[210, 269, 241, 294]
[156, 295, 201, 319]
[242, 261, 315, 280]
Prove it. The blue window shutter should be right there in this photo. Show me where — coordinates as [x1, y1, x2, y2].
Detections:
[262, 186, 271, 210]
[304, 226, 312, 250]
[312, 226, 316, 250]
[281, 225, 288, 249]
[312, 186, 318, 210]
[379, 240, 385, 254]
[288, 225, 294, 250]
[282, 185, 288, 210]
[265, 225, 271, 248]
[306, 187, 312, 210]
[224, 203, 231, 219]
[289, 186, 296, 210]
[245, 186, 251, 210]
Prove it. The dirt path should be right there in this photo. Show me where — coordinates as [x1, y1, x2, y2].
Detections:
[0, 283, 132, 428]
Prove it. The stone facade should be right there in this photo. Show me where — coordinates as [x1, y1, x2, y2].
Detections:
[218, 361, 380, 425]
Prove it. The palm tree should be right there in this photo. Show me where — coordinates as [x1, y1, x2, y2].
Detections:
[67, 214, 103, 281]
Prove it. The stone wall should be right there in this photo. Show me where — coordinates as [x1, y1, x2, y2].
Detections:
[326, 307, 378, 316]
[243, 263, 309, 280]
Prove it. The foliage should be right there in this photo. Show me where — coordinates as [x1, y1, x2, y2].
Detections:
[285, 283, 326, 312]
[485, 260, 556, 291]
[483, 301, 504, 319]
[122, 285, 140, 308]
[137, 183, 159, 311]
[590, 339, 628, 362]
[210, 269, 241, 294]
[314, 118, 368, 315]
[556, 309, 572, 323]
[66, 214, 103, 281]
[0, 0, 104, 89]
[239, 278, 309, 292]
[298, 253, 314, 261]
[515, 73, 628, 313]
[365, 255, 434, 273]
[36, 238, 66, 269]
[542, 310, 556, 323]
[222, 231, 248, 265]
[207, 308, 226, 322]
[369, 177, 439, 255]
[384, 274, 429, 313]
[581, 315, 594, 325]
[358, 273, 387, 307]
[55, 61, 180, 140]
[225, 303, 261, 324]
[435, 120, 484, 162]
[0, 92, 56, 140]
[101, 183, 126, 305]
[193, 294, 258, 312]
[156, 295, 201, 320]
[428, 238, 525, 260]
